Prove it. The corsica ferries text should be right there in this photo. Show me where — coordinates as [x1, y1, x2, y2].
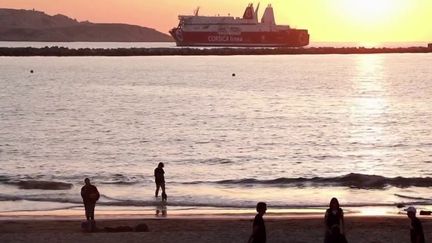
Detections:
[208, 36, 243, 42]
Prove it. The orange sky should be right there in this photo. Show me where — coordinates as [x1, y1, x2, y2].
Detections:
[2, 0, 431, 43]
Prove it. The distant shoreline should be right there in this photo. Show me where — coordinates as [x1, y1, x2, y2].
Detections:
[0, 46, 431, 56]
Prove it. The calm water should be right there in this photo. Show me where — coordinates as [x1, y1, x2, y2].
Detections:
[0, 54, 432, 214]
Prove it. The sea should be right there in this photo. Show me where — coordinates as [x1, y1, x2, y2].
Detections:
[0, 41, 431, 217]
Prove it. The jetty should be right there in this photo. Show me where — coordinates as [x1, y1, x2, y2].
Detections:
[0, 46, 431, 56]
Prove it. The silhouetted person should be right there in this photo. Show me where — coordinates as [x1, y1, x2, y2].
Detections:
[81, 178, 100, 221]
[407, 207, 425, 243]
[248, 202, 267, 243]
[324, 197, 347, 243]
[154, 162, 166, 200]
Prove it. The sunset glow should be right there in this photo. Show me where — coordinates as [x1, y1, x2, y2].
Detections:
[1, 0, 431, 44]
[339, 0, 405, 25]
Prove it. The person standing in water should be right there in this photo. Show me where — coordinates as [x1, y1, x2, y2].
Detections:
[248, 202, 267, 243]
[81, 178, 100, 221]
[407, 207, 425, 243]
[324, 197, 347, 243]
[154, 162, 166, 200]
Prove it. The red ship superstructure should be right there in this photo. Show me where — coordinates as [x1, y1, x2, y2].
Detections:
[170, 3, 309, 47]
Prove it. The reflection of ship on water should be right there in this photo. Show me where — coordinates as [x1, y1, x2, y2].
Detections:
[170, 3, 309, 47]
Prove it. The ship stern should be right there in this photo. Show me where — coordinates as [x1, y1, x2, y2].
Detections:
[294, 30, 309, 47]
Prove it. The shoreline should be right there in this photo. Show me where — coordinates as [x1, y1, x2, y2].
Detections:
[0, 46, 431, 56]
[0, 204, 429, 220]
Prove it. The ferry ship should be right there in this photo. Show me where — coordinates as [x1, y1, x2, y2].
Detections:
[169, 3, 309, 47]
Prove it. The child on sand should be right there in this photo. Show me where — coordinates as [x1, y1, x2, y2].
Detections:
[324, 197, 347, 243]
[248, 202, 267, 243]
[407, 207, 425, 243]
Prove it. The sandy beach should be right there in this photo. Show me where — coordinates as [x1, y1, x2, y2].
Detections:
[0, 216, 431, 243]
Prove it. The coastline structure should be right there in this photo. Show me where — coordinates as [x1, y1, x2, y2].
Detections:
[0, 46, 431, 56]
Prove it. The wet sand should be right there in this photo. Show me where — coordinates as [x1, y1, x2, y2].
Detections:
[0, 216, 431, 243]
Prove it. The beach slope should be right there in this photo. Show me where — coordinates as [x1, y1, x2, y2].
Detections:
[1, 217, 431, 243]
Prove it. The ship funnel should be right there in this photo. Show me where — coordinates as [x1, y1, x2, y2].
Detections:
[261, 4, 275, 25]
[243, 3, 255, 20]
[254, 3, 260, 22]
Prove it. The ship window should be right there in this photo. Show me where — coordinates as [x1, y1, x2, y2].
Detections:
[203, 25, 209, 29]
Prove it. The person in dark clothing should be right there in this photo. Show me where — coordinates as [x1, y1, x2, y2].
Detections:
[81, 178, 100, 221]
[324, 197, 347, 243]
[248, 202, 267, 243]
[407, 207, 425, 243]
[154, 162, 166, 198]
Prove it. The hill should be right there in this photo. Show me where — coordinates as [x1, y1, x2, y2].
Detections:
[0, 8, 173, 42]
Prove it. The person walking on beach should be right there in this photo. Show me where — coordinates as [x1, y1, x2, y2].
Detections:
[324, 197, 347, 243]
[81, 178, 100, 221]
[407, 207, 425, 243]
[154, 162, 166, 200]
[248, 202, 267, 243]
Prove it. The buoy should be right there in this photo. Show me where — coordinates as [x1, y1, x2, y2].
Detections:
[30, 70, 34, 73]
[232, 73, 236, 77]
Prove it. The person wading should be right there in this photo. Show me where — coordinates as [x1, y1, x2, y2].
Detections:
[154, 162, 167, 201]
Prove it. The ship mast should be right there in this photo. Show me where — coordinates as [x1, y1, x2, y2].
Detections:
[193, 7, 200, 16]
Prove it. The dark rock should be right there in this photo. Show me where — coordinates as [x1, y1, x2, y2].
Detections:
[134, 223, 149, 232]
[104, 226, 134, 232]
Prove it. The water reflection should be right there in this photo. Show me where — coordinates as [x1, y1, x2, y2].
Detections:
[155, 201, 167, 217]
[349, 55, 390, 174]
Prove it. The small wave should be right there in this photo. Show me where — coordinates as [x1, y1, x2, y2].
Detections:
[201, 158, 234, 165]
[101, 181, 140, 185]
[187, 173, 432, 189]
[0, 192, 431, 209]
[9, 180, 73, 190]
[0, 195, 430, 209]
[394, 194, 431, 201]
[0, 175, 10, 182]
[0, 173, 145, 187]
[99, 174, 141, 185]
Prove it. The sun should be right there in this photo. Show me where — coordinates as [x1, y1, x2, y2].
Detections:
[340, 0, 404, 25]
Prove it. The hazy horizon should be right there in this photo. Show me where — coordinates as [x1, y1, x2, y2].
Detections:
[1, 0, 432, 43]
